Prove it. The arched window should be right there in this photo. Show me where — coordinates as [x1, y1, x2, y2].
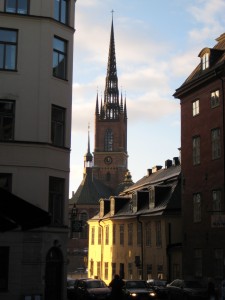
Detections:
[104, 129, 113, 151]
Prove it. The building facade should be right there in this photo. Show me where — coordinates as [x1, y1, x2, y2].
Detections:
[0, 0, 76, 299]
[88, 159, 182, 285]
[174, 33, 225, 286]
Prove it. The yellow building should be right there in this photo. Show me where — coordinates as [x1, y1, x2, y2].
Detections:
[88, 160, 182, 285]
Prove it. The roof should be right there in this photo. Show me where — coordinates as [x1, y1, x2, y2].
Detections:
[174, 33, 225, 97]
[89, 164, 181, 221]
[0, 188, 51, 231]
[70, 167, 113, 205]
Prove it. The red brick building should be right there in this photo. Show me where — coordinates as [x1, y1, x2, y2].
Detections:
[174, 33, 225, 285]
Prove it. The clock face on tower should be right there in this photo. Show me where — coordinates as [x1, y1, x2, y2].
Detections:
[104, 156, 113, 165]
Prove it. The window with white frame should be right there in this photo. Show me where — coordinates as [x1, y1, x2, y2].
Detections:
[202, 53, 209, 70]
[192, 99, 199, 116]
[91, 227, 95, 245]
[193, 136, 200, 165]
[212, 190, 221, 214]
[98, 226, 101, 245]
[104, 262, 108, 280]
[97, 261, 101, 278]
[211, 128, 221, 159]
[128, 223, 133, 246]
[105, 225, 109, 245]
[211, 90, 219, 108]
[0, 28, 17, 71]
[119, 224, 124, 245]
[193, 193, 201, 223]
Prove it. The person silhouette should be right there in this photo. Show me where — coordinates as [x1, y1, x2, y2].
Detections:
[109, 274, 124, 300]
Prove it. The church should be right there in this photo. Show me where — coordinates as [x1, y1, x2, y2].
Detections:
[68, 17, 133, 276]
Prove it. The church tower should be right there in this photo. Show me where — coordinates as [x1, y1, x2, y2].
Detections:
[93, 17, 128, 190]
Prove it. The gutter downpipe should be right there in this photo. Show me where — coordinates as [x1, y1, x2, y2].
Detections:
[137, 214, 144, 279]
[98, 219, 104, 279]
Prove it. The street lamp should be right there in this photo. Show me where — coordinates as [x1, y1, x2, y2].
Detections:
[70, 203, 82, 238]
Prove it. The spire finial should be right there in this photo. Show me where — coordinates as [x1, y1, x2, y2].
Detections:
[111, 9, 114, 20]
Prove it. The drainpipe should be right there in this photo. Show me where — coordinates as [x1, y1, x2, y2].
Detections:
[137, 215, 144, 279]
[98, 219, 104, 279]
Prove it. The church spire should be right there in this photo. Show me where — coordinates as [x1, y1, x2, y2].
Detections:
[102, 13, 120, 120]
[84, 124, 93, 170]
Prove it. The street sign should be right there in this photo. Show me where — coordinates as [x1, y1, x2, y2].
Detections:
[72, 220, 82, 232]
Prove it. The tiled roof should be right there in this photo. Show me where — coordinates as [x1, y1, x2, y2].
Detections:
[69, 167, 113, 205]
[176, 33, 225, 88]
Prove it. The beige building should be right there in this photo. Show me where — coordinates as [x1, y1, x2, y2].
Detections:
[88, 159, 182, 285]
[0, 1, 76, 299]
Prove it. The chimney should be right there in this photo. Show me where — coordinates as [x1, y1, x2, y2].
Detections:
[147, 169, 152, 176]
[152, 165, 162, 173]
[165, 159, 172, 169]
[173, 157, 180, 166]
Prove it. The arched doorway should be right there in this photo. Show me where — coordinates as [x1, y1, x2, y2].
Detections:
[45, 247, 63, 300]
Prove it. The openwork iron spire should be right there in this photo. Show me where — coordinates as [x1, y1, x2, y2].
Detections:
[95, 14, 127, 121]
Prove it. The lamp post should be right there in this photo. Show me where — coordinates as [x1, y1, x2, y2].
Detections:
[70, 203, 82, 238]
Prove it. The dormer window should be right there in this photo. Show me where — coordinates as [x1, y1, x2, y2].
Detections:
[202, 53, 209, 70]
[149, 188, 155, 209]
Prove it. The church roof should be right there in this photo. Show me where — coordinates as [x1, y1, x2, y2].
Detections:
[69, 167, 113, 206]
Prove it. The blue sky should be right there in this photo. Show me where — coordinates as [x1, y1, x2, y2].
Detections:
[70, 0, 225, 196]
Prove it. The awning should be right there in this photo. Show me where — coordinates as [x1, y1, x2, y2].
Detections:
[0, 188, 51, 231]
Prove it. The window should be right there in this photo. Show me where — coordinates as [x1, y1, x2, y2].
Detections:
[53, 36, 67, 80]
[214, 249, 223, 278]
[0, 100, 15, 141]
[98, 226, 101, 245]
[112, 224, 116, 245]
[147, 264, 152, 280]
[0, 247, 9, 291]
[90, 260, 94, 276]
[104, 129, 113, 151]
[128, 223, 133, 246]
[51, 105, 65, 147]
[54, 0, 68, 24]
[97, 261, 101, 278]
[146, 223, 151, 246]
[211, 128, 221, 159]
[211, 90, 219, 108]
[202, 53, 209, 70]
[0, 29, 17, 70]
[128, 263, 133, 279]
[5, 0, 29, 14]
[112, 263, 116, 278]
[137, 222, 142, 246]
[105, 225, 109, 245]
[91, 227, 95, 245]
[155, 221, 162, 247]
[49, 177, 64, 225]
[0, 173, 12, 191]
[193, 193, 201, 222]
[193, 136, 200, 165]
[80, 212, 88, 239]
[104, 262, 108, 280]
[119, 224, 124, 245]
[212, 190, 221, 214]
[194, 249, 202, 277]
[192, 100, 199, 116]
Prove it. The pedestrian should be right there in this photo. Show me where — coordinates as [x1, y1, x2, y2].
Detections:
[109, 274, 124, 300]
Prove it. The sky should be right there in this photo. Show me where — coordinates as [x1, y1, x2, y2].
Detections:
[70, 0, 225, 197]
